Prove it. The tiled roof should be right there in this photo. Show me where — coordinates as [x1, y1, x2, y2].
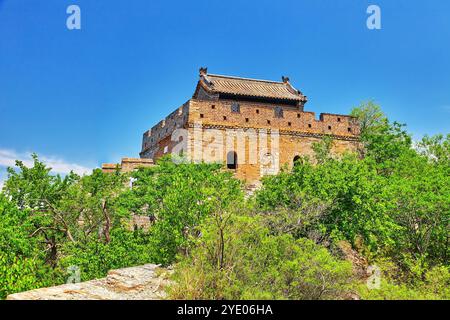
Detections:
[198, 72, 307, 102]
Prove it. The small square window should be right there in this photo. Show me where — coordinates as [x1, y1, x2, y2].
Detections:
[245, 118, 249, 123]
[200, 114, 204, 118]
[297, 113, 301, 118]
[328, 126, 332, 130]
[267, 120, 271, 125]
[275, 106, 284, 118]
[223, 116, 227, 121]
[231, 102, 240, 113]
[256, 109, 260, 114]
[337, 117, 341, 122]
[348, 127, 352, 133]
[275, 107, 283, 118]
[308, 124, 312, 128]
[211, 105, 215, 109]
[288, 122, 292, 126]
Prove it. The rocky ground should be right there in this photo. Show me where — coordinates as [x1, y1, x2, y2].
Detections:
[7, 264, 172, 300]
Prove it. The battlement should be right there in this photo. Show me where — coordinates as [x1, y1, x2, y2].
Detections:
[189, 100, 359, 138]
[140, 101, 190, 158]
[102, 158, 154, 173]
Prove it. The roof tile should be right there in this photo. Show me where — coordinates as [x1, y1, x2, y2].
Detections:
[201, 74, 306, 101]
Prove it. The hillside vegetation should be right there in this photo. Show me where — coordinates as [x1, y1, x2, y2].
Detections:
[1, 102, 449, 299]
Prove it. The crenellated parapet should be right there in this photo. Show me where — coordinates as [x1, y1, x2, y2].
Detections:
[140, 101, 190, 158]
[188, 100, 359, 140]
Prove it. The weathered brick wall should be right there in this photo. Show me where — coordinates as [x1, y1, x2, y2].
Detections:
[140, 101, 190, 159]
[101, 158, 154, 173]
[189, 99, 359, 138]
[140, 99, 360, 183]
[121, 158, 154, 172]
[183, 126, 358, 182]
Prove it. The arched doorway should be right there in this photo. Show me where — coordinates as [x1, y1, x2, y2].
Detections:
[227, 151, 237, 170]
[293, 155, 302, 167]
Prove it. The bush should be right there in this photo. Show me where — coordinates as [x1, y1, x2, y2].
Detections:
[0, 253, 54, 299]
[169, 211, 353, 300]
[0, 194, 54, 298]
[357, 265, 450, 300]
[58, 228, 156, 281]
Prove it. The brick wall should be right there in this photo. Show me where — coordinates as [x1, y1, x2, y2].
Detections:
[139, 98, 360, 183]
[189, 99, 359, 138]
[102, 158, 154, 173]
[140, 101, 190, 159]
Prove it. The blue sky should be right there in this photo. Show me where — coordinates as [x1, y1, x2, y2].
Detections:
[0, 0, 449, 185]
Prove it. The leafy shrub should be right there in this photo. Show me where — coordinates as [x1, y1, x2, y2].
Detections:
[0, 253, 53, 299]
[357, 265, 450, 300]
[169, 211, 353, 300]
[58, 228, 156, 281]
[0, 194, 54, 298]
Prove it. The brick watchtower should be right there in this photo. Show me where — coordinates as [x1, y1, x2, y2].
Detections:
[138, 68, 360, 182]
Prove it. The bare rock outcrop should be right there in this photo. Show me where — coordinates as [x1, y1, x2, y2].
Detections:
[7, 264, 172, 300]
[335, 241, 369, 279]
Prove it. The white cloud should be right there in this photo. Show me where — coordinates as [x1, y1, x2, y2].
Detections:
[0, 149, 92, 188]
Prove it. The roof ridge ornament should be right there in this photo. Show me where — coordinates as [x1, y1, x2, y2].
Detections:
[282, 76, 290, 83]
[199, 67, 213, 87]
[199, 67, 208, 77]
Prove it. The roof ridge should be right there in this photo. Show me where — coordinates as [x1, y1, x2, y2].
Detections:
[207, 73, 285, 85]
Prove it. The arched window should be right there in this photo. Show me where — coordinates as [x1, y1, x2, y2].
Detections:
[293, 155, 302, 167]
[227, 151, 237, 170]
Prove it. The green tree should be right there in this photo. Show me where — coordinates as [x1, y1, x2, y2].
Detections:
[3, 155, 79, 266]
[417, 134, 450, 166]
[311, 135, 334, 164]
[380, 150, 450, 275]
[257, 154, 398, 253]
[56, 168, 128, 245]
[119, 157, 244, 265]
[351, 101, 411, 165]
[0, 194, 54, 298]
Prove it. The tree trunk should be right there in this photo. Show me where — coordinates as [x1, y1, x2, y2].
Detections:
[102, 200, 111, 243]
